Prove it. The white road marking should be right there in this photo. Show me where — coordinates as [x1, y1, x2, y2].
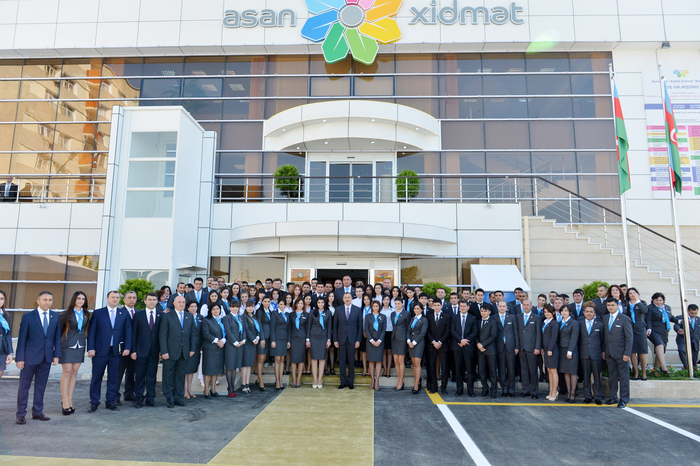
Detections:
[624, 407, 700, 443]
[437, 404, 491, 466]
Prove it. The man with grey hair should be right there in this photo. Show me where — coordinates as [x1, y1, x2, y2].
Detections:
[516, 299, 541, 399]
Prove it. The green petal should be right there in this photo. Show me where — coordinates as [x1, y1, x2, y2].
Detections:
[345, 29, 379, 65]
[322, 23, 349, 64]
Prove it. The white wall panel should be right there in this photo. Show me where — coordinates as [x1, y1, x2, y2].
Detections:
[67, 229, 101, 255]
[57, 0, 99, 23]
[15, 228, 69, 254]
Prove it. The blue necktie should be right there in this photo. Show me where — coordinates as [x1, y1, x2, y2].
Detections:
[692, 318, 696, 330]
[501, 315, 505, 342]
[373, 314, 379, 331]
[523, 314, 527, 326]
[609, 315, 614, 331]
[179, 311, 184, 327]
[587, 321, 592, 335]
[628, 304, 635, 324]
[394, 312, 400, 326]
[295, 312, 301, 330]
[42, 311, 49, 334]
[560, 320, 565, 330]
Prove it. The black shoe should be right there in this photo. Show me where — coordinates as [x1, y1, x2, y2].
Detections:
[338, 384, 347, 389]
[394, 384, 405, 392]
[509, 393, 515, 397]
[531, 395, 538, 400]
[32, 413, 50, 421]
[174, 401, 185, 406]
[480, 390, 489, 397]
[348, 384, 354, 390]
[62, 406, 71, 416]
[330, 369, 336, 375]
[441, 387, 448, 395]
[88, 404, 98, 413]
[583, 398, 592, 404]
[520, 392, 531, 397]
[210, 391, 219, 397]
[451, 377, 456, 383]
[455, 390, 463, 396]
[605, 398, 618, 405]
[166, 402, 174, 408]
[146, 400, 156, 407]
[617, 401, 627, 408]
[106, 404, 119, 411]
[568, 398, 575, 403]
[135, 402, 142, 409]
[468, 391, 476, 397]
[114, 400, 122, 406]
[124, 396, 136, 402]
[16, 417, 26, 425]
[595, 399, 602, 406]
[631, 377, 639, 381]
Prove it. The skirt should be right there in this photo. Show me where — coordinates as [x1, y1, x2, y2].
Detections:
[270, 338, 288, 357]
[289, 337, 306, 364]
[632, 327, 649, 354]
[309, 337, 328, 360]
[544, 347, 559, 369]
[366, 340, 384, 362]
[0, 353, 7, 371]
[384, 332, 392, 352]
[648, 331, 668, 349]
[558, 347, 578, 374]
[391, 338, 407, 356]
[224, 343, 242, 371]
[59, 345, 85, 364]
[185, 350, 201, 374]
[201, 346, 225, 376]
[408, 341, 424, 359]
[359, 335, 367, 352]
[257, 336, 270, 355]
[242, 340, 257, 367]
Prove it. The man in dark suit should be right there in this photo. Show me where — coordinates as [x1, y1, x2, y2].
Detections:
[603, 297, 634, 408]
[593, 284, 608, 316]
[87, 290, 132, 412]
[477, 305, 498, 398]
[442, 292, 460, 315]
[116, 290, 138, 404]
[495, 300, 519, 397]
[516, 299, 542, 399]
[333, 275, 356, 304]
[184, 277, 207, 310]
[567, 289, 586, 320]
[167, 282, 186, 309]
[675, 304, 700, 372]
[311, 282, 326, 309]
[579, 302, 605, 405]
[131, 293, 163, 408]
[451, 301, 478, 396]
[469, 289, 491, 318]
[508, 287, 524, 309]
[426, 300, 452, 394]
[0, 176, 18, 202]
[159, 295, 198, 408]
[333, 292, 362, 389]
[15, 291, 61, 424]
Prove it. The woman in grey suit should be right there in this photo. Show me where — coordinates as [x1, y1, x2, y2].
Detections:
[241, 302, 261, 394]
[269, 300, 290, 390]
[365, 301, 386, 391]
[390, 297, 408, 391]
[223, 302, 245, 397]
[185, 300, 203, 399]
[0, 290, 14, 380]
[201, 303, 225, 398]
[59, 291, 90, 415]
[541, 305, 559, 401]
[254, 297, 272, 391]
[289, 298, 308, 388]
[558, 307, 580, 403]
[644, 290, 672, 376]
[307, 297, 331, 389]
[408, 302, 428, 394]
[620, 286, 650, 379]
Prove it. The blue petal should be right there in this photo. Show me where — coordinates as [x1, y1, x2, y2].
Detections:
[304, 0, 345, 14]
[301, 10, 339, 42]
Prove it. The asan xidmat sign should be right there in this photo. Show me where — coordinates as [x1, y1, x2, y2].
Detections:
[223, 0, 525, 65]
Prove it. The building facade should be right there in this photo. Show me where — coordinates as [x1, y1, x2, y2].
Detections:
[0, 0, 699, 320]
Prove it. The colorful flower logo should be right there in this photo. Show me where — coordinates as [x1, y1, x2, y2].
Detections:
[301, 0, 402, 65]
[674, 70, 690, 78]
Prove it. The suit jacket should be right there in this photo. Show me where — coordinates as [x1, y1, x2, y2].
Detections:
[132, 308, 163, 357]
[15, 309, 61, 364]
[201, 317, 225, 351]
[223, 313, 246, 344]
[333, 287, 356, 305]
[542, 319, 559, 353]
[307, 310, 332, 340]
[647, 303, 674, 335]
[626, 301, 651, 333]
[269, 310, 289, 344]
[407, 315, 428, 344]
[567, 302, 585, 320]
[365, 313, 386, 343]
[558, 318, 579, 354]
[593, 297, 606, 316]
[442, 303, 460, 316]
[603, 312, 634, 359]
[450, 312, 478, 351]
[59, 309, 89, 351]
[509, 301, 523, 315]
[311, 292, 327, 309]
[333, 304, 363, 345]
[0, 182, 18, 202]
[158, 309, 198, 360]
[87, 307, 133, 357]
[469, 301, 491, 319]
[578, 318, 604, 360]
[167, 293, 187, 309]
[184, 290, 207, 310]
[477, 316, 498, 356]
[426, 310, 452, 352]
[242, 314, 261, 342]
[288, 311, 308, 340]
[674, 315, 700, 352]
[495, 312, 519, 354]
[390, 310, 409, 343]
[0, 310, 12, 355]
[516, 312, 542, 353]
[255, 306, 272, 341]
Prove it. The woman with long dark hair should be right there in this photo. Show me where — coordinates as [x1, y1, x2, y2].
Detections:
[390, 297, 408, 390]
[366, 301, 386, 391]
[269, 299, 289, 390]
[184, 300, 203, 399]
[223, 302, 245, 397]
[0, 290, 14, 381]
[326, 292, 337, 376]
[359, 293, 372, 376]
[307, 296, 331, 388]
[241, 302, 261, 394]
[200, 290, 222, 318]
[289, 298, 308, 388]
[254, 296, 272, 391]
[408, 302, 428, 394]
[219, 286, 232, 315]
[201, 303, 225, 398]
[59, 291, 90, 415]
[542, 305, 560, 401]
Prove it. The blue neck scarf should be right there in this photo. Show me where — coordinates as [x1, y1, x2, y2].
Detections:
[560, 319, 566, 330]
[364, 306, 371, 317]
[215, 317, 225, 337]
[253, 317, 260, 333]
[659, 305, 671, 330]
[75, 309, 83, 333]
[373, 314, 379, 331]
[319, 311, 325, 329]
[394, 311, 401, 325]
[295, 311, 302, 330]
[627, 304, 636, 324]
[411, 316, 419, 329]
[0, 311, 9, 333]
[280, 310, 288, 322]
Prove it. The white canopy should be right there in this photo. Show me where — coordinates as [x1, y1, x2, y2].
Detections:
[470, 265, 530, 292]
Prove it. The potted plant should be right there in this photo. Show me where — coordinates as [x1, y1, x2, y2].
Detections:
[396, 169, 421, 201]
[274, 164, 302, 200]
[118, 278, 155, 309]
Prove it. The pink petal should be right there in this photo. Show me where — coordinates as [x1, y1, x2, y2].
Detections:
[358, 0, 374, 10]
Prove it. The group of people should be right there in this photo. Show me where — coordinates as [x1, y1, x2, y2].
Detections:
[2, 278, 698, 425]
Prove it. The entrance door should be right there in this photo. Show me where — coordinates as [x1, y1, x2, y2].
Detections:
[307, 153, 394, 202]
[316, 268, 369, 287]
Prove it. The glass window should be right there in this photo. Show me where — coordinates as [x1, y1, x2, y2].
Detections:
[529, 121, 574, 149]
[220, 122, 263, 150]
[66, 255, 99, 281]
[574, 121, 615, 149]
[14, 255, 67, 281]
[184, 57, 225, 76]
[485, 152, 531, 173]
[397, 152, 440, 173]
[130, 132, 177, 158]
[525, 52, 570, 73]
[308, 161, 326, 202]
[217, 153, 262, 174]
[122, 270, 169, 288]
[528, 97, 572, 118]
[396, 54, 438, 117]
[354, 54, 394, 74]
[210, 257, 230, 281]
[354, 76, 393, 96]
[441, 121, 484, 149]
[569, 52, 612, 72]
[449, 152, 486, 199]
[0, 255, 13, 280]
[310, 77, 351, 96]
[11, 283, 65, 311]
[228, 257, 285, 283]
[484, 121, 529, 149]
[572, 96, 612, 118]
[182, 77, 223, 120]
[532, 152, 577, 173]
[125, 191, 174, 218]
[127, 160, 175, 188]
[401, 258, 457, 285]
[141, 78, 182, 105]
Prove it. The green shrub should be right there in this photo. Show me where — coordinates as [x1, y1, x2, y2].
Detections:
[118, 278, 155, 309]
[396, 169, 421, 201]
[274, 164, 302, 199]
[581, 280, 609, 301]
[421, 282, 451, 297]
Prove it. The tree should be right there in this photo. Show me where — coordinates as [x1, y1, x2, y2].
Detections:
[118, 278, 155, 309]
[396, 169, 422, 201]
[421, 282, 451, 297]
[581, 280, 610, 302]
[274, 164, 302, 200]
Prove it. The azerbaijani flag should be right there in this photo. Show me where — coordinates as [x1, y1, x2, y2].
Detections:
[613, 83, 630, 194]
[663, 81, 683, 194]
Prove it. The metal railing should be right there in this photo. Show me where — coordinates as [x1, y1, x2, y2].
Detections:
[0, 174, 106, 203]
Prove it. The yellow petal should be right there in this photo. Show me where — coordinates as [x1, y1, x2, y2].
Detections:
[359, 17, 401, 44]
[366, 0, 402, 22]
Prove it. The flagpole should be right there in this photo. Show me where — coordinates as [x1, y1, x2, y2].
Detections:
[609, 64, 632, 288]
[658, 64, 693, 378]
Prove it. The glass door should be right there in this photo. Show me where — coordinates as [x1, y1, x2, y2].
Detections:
[307, 153, 395, 203]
